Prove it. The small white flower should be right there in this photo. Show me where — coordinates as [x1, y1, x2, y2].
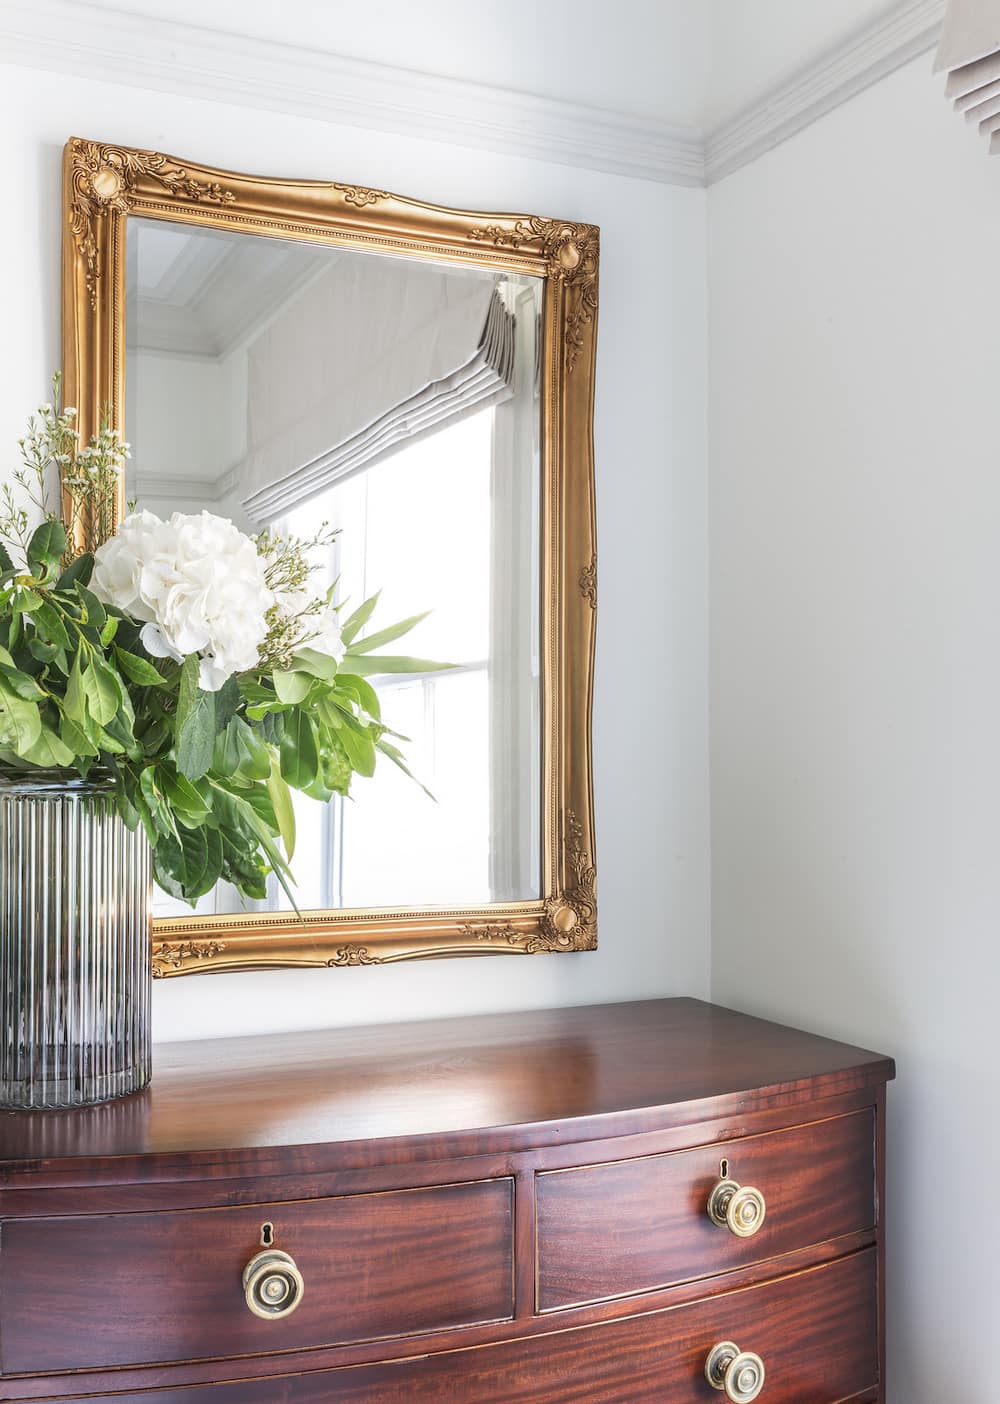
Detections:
[64, 407, 77, 418]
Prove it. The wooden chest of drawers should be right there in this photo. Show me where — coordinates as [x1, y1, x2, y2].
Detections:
[0, 998, 894, 1403]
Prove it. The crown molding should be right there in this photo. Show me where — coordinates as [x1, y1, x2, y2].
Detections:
[0, 0, 704, 187]
[0, 0, 946, 190]
[705, 0, 945, 184]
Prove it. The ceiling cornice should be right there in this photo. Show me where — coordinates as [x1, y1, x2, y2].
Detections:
[705, 0, 946, 184]
[0, 0, 944, 190]
[0, 0, 703, 187]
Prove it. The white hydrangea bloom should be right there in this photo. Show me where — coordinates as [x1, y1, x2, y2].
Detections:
[91, 510, 274, 692]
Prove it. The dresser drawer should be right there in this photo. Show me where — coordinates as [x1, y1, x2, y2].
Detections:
[40, 1249, 877, 1403]
[537, 1109, 874, 1309]
[0, 1178, 514, 1375]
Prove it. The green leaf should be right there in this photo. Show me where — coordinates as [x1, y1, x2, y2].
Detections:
[59, 712, 99, 759]
[278, 709, 319, 789]
[20, 726, 75, 769]
[26, 519, 66, 575]
[55, 553, 94, 591]
[11, 588, 43, 615]
[32, 598, 71, 649]
[288, 647, 340, 681]
[345, 611, 429, 656]
[336, 720, 376, 778]
[0, 678, 41, 755]
[215, 675, 241, 731]
[100, 616, 119, 647]
[114, 649, 168, 688]
[63, 652, 88, 727]
[339, 591, 380, 646]
[82, 656, 120, 726]
[0, 542, 15, 583]
[331, 673, 381, 720]
[175, 654, 216, 780]
[75, 584, 107, 630]
[341, 655, 452, 677]
[214, 715, 272, 781]
[272, 669, 313, 705]
[266, 755, 296, 862]
[0, 664, 45, 701]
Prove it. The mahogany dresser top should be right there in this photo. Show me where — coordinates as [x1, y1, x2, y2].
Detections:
[0, 998, 894, 1177]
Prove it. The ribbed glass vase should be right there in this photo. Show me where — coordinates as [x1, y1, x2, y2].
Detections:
[0, 772, 151, 1110]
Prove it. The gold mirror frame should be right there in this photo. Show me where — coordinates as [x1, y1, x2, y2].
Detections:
[61, 137, 598, 979]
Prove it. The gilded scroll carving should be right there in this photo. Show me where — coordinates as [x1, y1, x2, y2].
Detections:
[327, 943, 383, 967]
[579, 554, 597, 609]
[68, 139, 236, 308]
[334, 184, 390, 207]
[152, 940, 227, 977]
[471, 218, 599, 370]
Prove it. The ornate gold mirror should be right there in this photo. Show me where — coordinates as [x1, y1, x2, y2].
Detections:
[62, 137, 597, 978]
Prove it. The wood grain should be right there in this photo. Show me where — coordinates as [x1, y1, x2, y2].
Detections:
[0, 999, 895, 1180]
[0, 1179, 514, 1374]
[536, 1108, 875, 1309]
[15, 1251, 876, 1403]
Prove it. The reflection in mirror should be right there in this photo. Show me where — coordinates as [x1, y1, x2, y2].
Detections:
[124, 219, 543, 919]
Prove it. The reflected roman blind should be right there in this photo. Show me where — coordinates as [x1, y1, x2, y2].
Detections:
[935, 0, 1000, 150]
[242, 256, 515, 524]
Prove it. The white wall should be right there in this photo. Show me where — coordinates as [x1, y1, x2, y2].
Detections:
[0, 62, 711, 1041]
[709, 56, 1000, 1404]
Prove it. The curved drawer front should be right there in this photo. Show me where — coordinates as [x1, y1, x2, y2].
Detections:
[537, 1109, 874, 1309]
[0, 1178, 514, 1375]
[56, 1250, 877, 1403]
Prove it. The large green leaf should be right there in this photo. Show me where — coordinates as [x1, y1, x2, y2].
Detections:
[26, 520, 66, 576]
[0, 542, 15, 583]
[32, 598, 71, 650]
[272, 669, 313, 705]
[266, 755, 296, 862]
[55, 553, 94, 592]
[81, 656, 120, 726]
[0, 678, 41, 754]
[340, 655, 452, 677]
[339, 591, 380, 646]
[114, 649, 168, 688]
[20, 726, 75, 769]
[278, 709, 319, 789]
[345, 611, 429, 656]
[175, 654, 216, 780]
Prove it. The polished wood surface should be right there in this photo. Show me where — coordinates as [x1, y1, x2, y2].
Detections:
[536, 1107, 875, 1310]
[1, 1179, 513, 1374]
[0, 999, 893, 1404]
[0, 998, 894, 1175]
[16, 1253, 877, 1403]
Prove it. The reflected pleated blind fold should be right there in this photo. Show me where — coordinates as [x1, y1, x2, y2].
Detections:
[935, 0, 1000, 151]
[242, 257, 515, 525]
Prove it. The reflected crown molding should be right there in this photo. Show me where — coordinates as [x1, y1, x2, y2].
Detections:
[0, 0, 944, 187]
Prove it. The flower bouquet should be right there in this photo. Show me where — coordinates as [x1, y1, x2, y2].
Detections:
[0, 379, 438, 1108]
[0, 379, 438, 907]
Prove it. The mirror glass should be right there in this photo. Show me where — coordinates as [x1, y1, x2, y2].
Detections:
[124, 218, 543, 919]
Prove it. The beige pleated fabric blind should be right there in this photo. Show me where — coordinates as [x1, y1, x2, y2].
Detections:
[935, 0, 1000, 151]
[242, 258, 515, 525]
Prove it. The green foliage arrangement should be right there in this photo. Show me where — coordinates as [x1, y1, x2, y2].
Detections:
[0, 379, 442, 906]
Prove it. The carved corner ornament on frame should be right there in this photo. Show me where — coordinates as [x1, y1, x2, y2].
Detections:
[62, 136, 599, 978]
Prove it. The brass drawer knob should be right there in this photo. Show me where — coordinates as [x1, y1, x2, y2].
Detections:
[707, 1177, 766, 1238]
[242, 1248, 304, 1320]
[705, 1341, 766, 1402]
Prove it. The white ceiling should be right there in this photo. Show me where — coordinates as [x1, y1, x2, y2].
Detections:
[74, 0, 908, 133]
